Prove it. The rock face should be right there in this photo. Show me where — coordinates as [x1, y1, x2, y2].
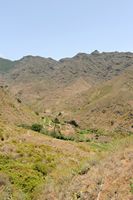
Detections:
[91, 50, 100, 55]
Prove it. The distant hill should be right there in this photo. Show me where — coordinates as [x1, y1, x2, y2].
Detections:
[0, 58, 14, 73]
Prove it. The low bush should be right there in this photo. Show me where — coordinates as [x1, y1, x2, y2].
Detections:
[130, 179, 133, 193]
[31, 124, 43, 132]
[33, 163, 48, 176]
[79, 128, 106, 136]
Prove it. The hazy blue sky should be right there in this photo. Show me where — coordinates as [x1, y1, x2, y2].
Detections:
[0, 0, 133, 60]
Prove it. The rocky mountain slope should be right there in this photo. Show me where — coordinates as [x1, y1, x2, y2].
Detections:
[1, 51, 133, 111]
[0, 51, 133, 131]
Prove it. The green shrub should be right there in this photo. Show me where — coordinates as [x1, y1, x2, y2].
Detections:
[31, 124, 43, 132]
[18, 122, 90, 143]
[33, 162, 49, 176]
[130, 179, 133, 193]
[79, 128, 106, 136]
[0, 154, 44, 199]
[46, 131, 89, 142]
[35, 111, 39, 116]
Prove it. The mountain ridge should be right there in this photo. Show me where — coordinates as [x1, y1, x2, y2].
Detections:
[0, 51, 133, 131]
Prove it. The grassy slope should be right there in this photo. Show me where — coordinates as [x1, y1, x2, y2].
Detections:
[0, 121, 133, 200]
[0, 87, 38, 125]
[0, 88, 92, 199]
[63, 136, 133, 200]
[0, 88, 132, 199]
[0, 121, 93, 200]
[0, 118, 133, 200]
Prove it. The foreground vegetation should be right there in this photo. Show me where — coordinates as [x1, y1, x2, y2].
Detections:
[0, 118, 133, 199]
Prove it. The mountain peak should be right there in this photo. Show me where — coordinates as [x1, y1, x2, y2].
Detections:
[91, 50, 100, 55]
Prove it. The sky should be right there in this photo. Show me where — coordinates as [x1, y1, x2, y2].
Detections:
[0, 0, 133, 60]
